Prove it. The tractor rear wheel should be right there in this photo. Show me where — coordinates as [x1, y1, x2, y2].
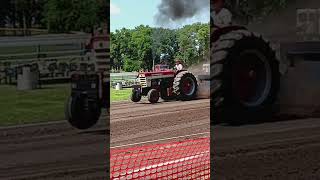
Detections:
[173, 71, 198, 101]
[147, 89, 159, 103]
[211, 29, 280, 125]
[65, 95, 101, 129]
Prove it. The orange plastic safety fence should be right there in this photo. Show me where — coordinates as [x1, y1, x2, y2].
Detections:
[110, 138, 210, 180]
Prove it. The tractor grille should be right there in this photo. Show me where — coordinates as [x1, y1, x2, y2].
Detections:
[70, 74, 99, 99]
[139, 77, 147, 87]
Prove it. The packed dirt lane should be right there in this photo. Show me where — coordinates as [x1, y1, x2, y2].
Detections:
[0, 114, 108, 180]
[110, 99, 210, 147]
[213, 118, 320, 179]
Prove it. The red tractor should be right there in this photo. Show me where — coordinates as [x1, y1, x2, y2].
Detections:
[131, 65, 198, 103]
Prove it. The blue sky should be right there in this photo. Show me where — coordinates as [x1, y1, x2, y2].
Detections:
[110, 0, 210, 32]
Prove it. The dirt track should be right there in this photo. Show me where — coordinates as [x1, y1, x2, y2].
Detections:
[0, 99, 210, 180]
[3, 98, 320, 179]
[213, 118, 320, 179]
[110, 99, 210, 147]
[0, 114, 108, 180]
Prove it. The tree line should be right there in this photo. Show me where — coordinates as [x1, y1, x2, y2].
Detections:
[0, 0, 108, 33]
[111, 23, 210, 72]
[224, 0, 289, 24]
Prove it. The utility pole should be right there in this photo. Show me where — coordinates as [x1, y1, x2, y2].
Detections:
[152, 56, 155, 71]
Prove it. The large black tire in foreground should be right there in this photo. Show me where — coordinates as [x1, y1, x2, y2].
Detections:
[173, 71, 198, 101]
[211, 29, 280, 124]
[65, 95, 101, 129]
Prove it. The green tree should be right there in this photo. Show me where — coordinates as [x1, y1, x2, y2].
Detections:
[44, 0, 104, 33]
[130, 25, 153, 70]
[111, 23, 210, 71]
[225, 0, 290, 23]
[152, 28, 179, 66]
[197, 23, 210, 60]
[111, 28, 133, 71]
[0, 1, 11, 27]
[177, 23, 209, 66]
[123, 56, 142, 72]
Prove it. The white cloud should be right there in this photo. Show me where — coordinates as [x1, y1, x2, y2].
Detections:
[111, 2, 121, 15]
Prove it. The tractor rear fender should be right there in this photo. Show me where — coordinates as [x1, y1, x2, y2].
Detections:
[212, 26, 247, 43]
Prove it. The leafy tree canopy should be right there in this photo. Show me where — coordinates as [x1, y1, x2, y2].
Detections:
[111, 23, 210, 72]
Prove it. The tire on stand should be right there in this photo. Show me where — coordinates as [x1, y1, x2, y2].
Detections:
[211, 29, 280, 125]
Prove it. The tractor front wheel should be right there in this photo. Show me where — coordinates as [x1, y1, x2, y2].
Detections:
[148, 89, 159, 103]
[131, 88, 142, 102]
[65, 95, 101, 129]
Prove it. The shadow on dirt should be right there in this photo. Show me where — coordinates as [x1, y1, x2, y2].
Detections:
[212, 114, 317, 127]
[79, 129, 108, 135]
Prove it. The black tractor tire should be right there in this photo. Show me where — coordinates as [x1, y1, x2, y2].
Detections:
[173, 71, 198, 101]
[160, 81, 175, 101]
[147, 89, 159, 104]
[211, 29, 280, 125]
[65, 95, 101, 129]
[131, 88, 142, 102]
[160, 88, 175, 101]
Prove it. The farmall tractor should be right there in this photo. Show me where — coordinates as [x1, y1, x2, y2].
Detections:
[131, 64, 198, 103]
[212, 9, 320, 124]
[65, 27, 109, 129]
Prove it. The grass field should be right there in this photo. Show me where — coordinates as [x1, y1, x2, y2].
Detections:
[111, 88, 132, 102]
[0, 85, 132, 126]
[0, 84, 70, 126]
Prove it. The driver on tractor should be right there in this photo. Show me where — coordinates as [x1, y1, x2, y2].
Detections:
[212, 0, 232, 28]
[175, 60, 184, 71]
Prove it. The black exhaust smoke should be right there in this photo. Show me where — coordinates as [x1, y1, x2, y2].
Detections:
[154, 0, 209, 25]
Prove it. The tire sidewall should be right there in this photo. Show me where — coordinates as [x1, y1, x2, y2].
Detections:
[174, 72, 198, 101]
[223, 36, 280, 120]
[131, 89, 142, 102]
[65, 95, 101, 129]
[148, 89, 159, 103]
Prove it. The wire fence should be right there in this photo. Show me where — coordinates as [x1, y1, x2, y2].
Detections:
[110, 138, 210, 180]
[111, 72, 138, 88]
